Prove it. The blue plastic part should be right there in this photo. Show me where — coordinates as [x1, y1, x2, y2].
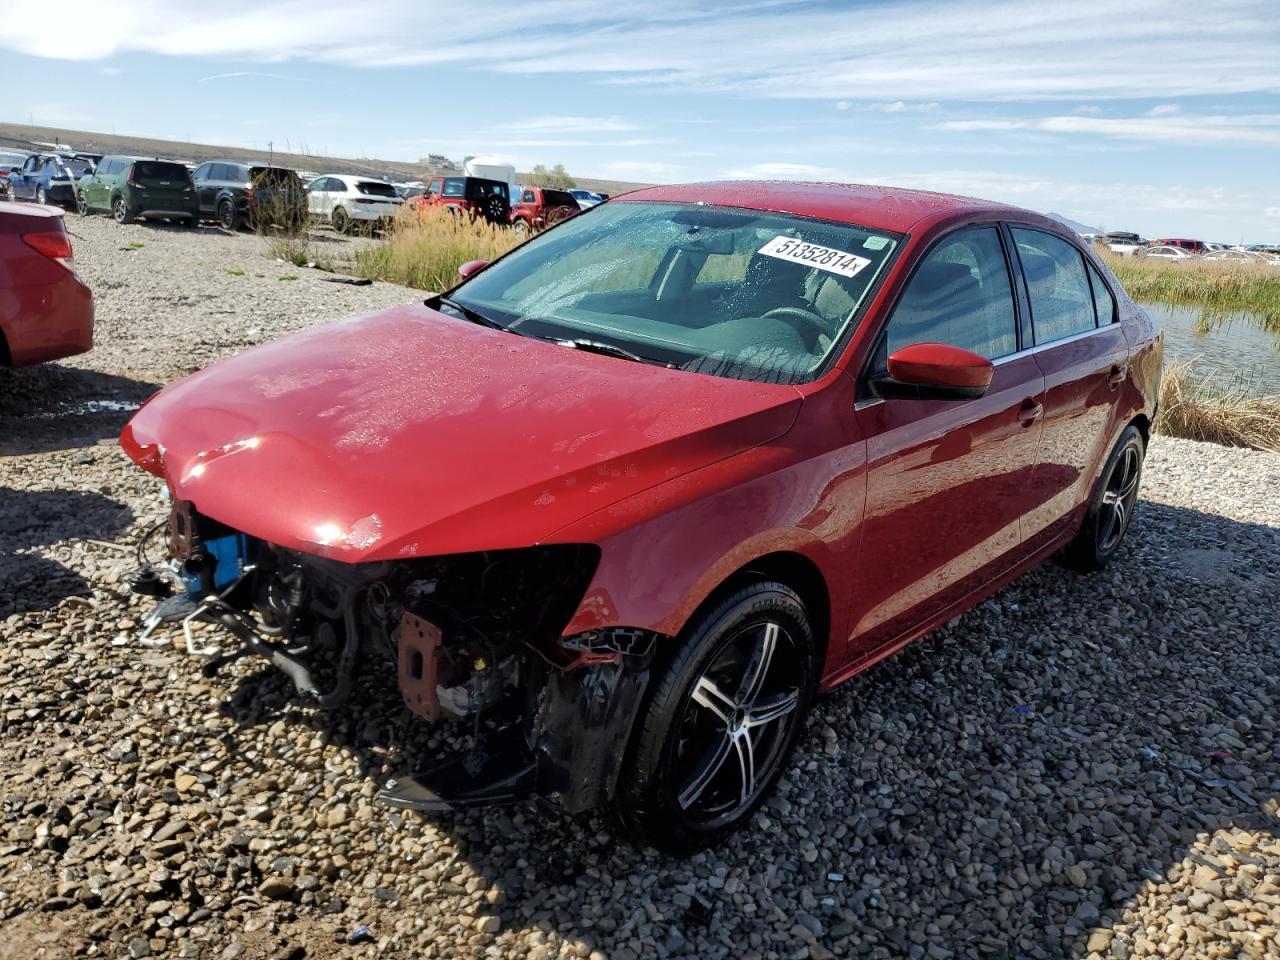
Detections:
[181, 533, 250, 597]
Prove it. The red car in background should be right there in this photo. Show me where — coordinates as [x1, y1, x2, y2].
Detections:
[0, 203, 93, 366]
[407, 175, 511, 225]
[509, 184, 580, 235]
[120, 181, 1160, 851]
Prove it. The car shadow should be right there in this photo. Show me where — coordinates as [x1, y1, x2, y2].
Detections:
[0, 485, 135, 616]
[0, 362, 159, 455]
[205, 497, 1277, 957]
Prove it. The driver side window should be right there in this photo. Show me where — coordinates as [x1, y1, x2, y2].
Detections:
[885, 226, 1018, 360]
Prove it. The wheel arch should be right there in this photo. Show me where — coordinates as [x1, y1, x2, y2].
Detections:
[1129, 412, 1151, 449]
[652, 549, 832, 681]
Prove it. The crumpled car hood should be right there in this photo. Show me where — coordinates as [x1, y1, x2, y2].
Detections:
[122, 303, 803, 561]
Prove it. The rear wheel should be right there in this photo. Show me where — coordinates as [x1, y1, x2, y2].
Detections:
[614, 581, 817, 853]
[1061, 424, 1145, 571]
[332, 207, 350, 234]
[218, 199, 238, 231]
[112, 196, 133, 224]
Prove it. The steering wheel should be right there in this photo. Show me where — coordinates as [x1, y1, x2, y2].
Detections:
[762, 306, 830, 343]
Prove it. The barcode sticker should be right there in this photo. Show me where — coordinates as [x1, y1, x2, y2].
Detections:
[758, 236, 872, 278]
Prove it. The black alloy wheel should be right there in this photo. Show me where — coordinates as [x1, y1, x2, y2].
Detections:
[218, 200, 237, 231]
[615, 581, 816, 852]
[1062, 423, 1145, 571]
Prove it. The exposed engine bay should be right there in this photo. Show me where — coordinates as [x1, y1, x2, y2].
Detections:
[131, 495, 662, 813]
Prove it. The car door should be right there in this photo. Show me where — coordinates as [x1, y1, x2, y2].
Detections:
[83, 158, 105, 209]
[1008, 225, 1131, 551]
[849, 224, 1047, 655]
[13, 156, 37, 200]
[193, 164, 213, 215]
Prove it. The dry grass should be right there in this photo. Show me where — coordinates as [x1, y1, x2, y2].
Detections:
[1155, 360, 1280, 453]
[1102, 251, 1280, 332]
[353, 207, 521, 292]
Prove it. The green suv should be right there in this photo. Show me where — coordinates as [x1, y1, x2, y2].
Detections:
[76, 156, 198, 226]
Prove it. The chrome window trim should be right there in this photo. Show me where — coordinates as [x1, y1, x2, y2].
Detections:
[992, 321, 1114, 366]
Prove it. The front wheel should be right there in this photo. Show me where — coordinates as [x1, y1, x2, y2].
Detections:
[36, 186, 47, 205]
[76, 192, 89, 216]
[1061, 424, 1145, 571]
[112, 196, 133, 224]
[332, 207, 350, 234]
[614, 581, 817, 853]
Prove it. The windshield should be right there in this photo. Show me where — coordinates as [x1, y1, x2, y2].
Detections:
[250, 166, 301, 187]
[451, 201, 900, 383]
[133, 161, 189, 185]
[356, 180, 399, 198]
[58, 158, 93, 178]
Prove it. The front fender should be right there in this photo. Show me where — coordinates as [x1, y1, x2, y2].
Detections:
[549, 384, 865, 653]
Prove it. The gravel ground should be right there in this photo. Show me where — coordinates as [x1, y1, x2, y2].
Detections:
[1, 214, 1278, 960]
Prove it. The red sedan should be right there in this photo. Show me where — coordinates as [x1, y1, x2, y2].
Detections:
[0, 203, 93, 366]
[120, 182, 1161, 850]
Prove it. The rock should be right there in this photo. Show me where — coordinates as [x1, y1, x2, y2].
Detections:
[258, 876, 294, 901]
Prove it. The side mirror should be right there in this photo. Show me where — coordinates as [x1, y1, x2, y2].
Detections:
[457, 259, 489, 281]
[872, 342, 994, 401]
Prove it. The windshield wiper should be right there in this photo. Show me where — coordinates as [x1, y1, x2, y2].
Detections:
[553, 338, 657, 365]
[431, 295, 507, 331]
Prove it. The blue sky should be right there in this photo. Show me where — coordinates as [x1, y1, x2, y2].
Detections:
[2, 0, 1278, 240]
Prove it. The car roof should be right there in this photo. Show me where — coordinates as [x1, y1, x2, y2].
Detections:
[618, 180, 1032, 234]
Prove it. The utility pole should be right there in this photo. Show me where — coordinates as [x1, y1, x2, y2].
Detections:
[268, 140, 273, 163]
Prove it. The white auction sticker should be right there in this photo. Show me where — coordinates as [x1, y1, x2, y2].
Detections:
[757, 235, 872, 278]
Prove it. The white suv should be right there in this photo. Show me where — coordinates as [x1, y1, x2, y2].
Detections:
[307, 174, 403, 233]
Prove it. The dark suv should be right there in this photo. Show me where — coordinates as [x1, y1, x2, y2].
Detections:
[192, 161, 307, 230]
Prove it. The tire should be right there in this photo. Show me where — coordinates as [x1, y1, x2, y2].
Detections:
[76, 192, 89, 216]
[112, 196, 133, 224]
[614, 581, 817, 853]
[1061, 424, 1146, 572]
[36, 186, 48, 205]
[332, 207, 350, 234]
[482, 194, 509, 225]
[512, 219, 530, 239]
[218, 200, 238, 231]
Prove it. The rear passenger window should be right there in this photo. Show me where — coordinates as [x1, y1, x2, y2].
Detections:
[442, 179, 464, 198]
[885, 226, 1018, 360]
[1012, 228, 1096, 343]
[1087, 262, 1116, 324]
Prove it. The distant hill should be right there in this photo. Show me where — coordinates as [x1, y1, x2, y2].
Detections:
[0, 121, 647, 197]
[1045, 211, 1102, 235]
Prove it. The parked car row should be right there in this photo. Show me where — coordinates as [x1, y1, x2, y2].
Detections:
[1095, 232, 1280, 264]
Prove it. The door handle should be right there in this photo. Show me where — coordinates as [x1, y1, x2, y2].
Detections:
[1016, 398, 1044, 426]
[1107, 364, 1127, 389]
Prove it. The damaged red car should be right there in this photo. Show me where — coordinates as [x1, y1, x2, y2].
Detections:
[120, 181, 1161, 851]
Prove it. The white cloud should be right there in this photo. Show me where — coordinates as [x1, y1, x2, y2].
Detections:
[595, 159, 686, 183]
[1072, 105, 1103, 115]
[1146, 104, 1181, 117]
[866, 101, 940, 113]
[3, 0, 1277, 105]
[1266, 207, 1280, 218]
[498, 115, 639, 134]
[835, 101, 850, 111]
[721, 162, 842, 180]
[936, 112, 1280, 146]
